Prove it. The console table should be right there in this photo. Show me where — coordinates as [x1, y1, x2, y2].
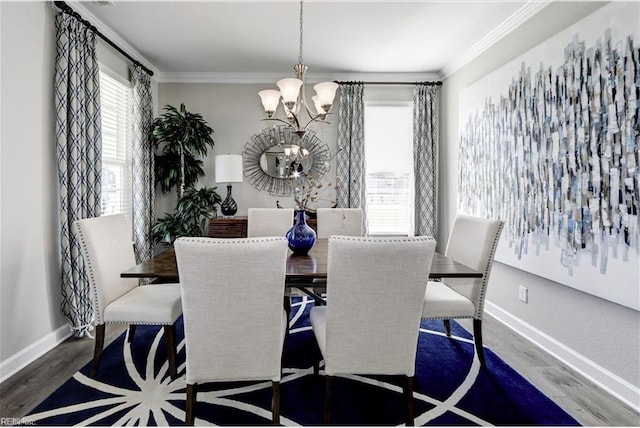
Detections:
[207, 216, 248, 238]
[208, 215, 317, 238]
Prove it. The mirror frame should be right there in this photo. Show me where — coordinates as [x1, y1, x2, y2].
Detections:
[243, 125, 330, 196]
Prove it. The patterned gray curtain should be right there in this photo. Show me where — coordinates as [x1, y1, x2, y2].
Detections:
[335, 82, 368, 234]
[413, 83, 440, 237]
[130, 66, 155, 263]
[54, 13, 102, 338]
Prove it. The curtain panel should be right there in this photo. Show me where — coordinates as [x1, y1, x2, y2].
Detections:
[54, 13, 102, 338]
[130, 66, 155, 264]
[413, 83, 440, 237]
[335, 82, 368, 234]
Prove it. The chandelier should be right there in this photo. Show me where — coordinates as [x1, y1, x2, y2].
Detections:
[258, 0, 339, 138]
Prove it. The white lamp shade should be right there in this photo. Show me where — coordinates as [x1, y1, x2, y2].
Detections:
[313, 81, 339, 107]
[215, 154, 244, 183]
[258, 89, 281, 114]
[311, 95, 326, 114]
[277, 78, 303, 103]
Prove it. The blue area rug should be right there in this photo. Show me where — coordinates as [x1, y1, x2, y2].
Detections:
[27, 297, 579, 426]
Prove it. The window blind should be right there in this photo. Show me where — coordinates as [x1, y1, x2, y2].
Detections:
[99, 71, 133, 217]
[364, 103, 415, 236]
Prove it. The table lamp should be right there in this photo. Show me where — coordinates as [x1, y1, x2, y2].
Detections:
[215, 154, 243, 216]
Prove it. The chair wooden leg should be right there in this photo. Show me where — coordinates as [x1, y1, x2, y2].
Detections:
[128, 324, 136, 343]
[324, 375, 333, 425]
[443, 319, 451, 337]
[272, 381, 281, 425]
[91, 324, 105, 377]
[473, 319, 486, 367]
[164, 324, 177, 379]
[284, 296, 291, 340]
[404, 376, 415, 426]
[185, 383, 197, 425]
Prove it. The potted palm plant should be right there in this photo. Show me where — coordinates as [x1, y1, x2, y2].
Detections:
[152, 103, 215, 199]
[152, 187, 222, 244]
[151, 104, 221, 244]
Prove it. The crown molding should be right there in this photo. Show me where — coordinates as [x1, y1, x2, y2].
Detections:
[441, 1, 552, 79]
[156, 71, 442, 84]
[65, 1, 159, 76]
[156, 72, 290, 84]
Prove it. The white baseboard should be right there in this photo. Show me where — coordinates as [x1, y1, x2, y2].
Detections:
[485, 301, 640, 412]
[0, 324, 72, 383]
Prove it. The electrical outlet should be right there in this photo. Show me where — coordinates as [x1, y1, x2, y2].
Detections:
[518, 285, 528, 303]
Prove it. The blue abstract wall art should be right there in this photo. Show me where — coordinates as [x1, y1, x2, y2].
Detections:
[459, 31, 639, 275]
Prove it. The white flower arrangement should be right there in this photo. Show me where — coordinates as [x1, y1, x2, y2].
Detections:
[291, 172, 335, 211]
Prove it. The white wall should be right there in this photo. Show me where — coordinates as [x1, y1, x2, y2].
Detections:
[0, 2, 66, 377]
[441, 0, 639, 407]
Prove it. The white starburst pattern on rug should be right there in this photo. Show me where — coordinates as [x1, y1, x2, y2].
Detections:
[26, 297, 493, 426]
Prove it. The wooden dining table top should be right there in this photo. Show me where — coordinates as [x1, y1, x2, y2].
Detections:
[121, 238, 482, 282]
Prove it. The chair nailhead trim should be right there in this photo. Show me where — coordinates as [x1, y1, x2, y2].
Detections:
[75, 223, 102, 325]
[475, 221, 504, 319]
[177, 236, 287, 245]
[330, 236, 436, 243]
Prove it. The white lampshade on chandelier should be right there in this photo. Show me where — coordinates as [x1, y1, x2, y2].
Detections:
[258, 0, 339, 138]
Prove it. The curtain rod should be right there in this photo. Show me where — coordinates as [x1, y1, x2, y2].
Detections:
[334, 80, 442, 86]
[53, 1, 154, 77]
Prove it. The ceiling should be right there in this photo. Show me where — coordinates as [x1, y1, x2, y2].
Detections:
[75, 1, 548, 81]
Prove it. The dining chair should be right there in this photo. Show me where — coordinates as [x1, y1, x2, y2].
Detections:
[247, 207, 295, 318]
[174, 236, 288, 426]
[421, 214, 503, 367]
[247, 207, 294, 237]
[310, 236, 437, 425]
[305, 208, 365, 300]
[74, 214, 182, 379]
[316, 207, 363, 238]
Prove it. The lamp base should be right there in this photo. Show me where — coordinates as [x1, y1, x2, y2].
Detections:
[220, 184, 238, 216]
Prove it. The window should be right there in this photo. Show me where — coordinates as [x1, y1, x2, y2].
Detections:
[99, 70, 132, 217]
[364, 102, 414, 236]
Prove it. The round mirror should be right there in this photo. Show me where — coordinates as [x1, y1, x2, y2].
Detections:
[243, 126, 330, 196]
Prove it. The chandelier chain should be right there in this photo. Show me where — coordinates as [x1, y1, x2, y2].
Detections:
[298, 0, 304, 64]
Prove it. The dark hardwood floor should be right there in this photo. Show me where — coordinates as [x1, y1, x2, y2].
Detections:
[0, 325, 126, 422]
[1, 316, 638, 426]
[457, 317, 640, 426]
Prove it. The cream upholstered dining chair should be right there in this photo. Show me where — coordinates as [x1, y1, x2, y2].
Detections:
[421, 214, 503, 367]
[310, 236, 436, 425]
[174, 236, 289, 426]
[247, 207, 295, 314]
[307, 208, 365, 298]
[316, 207, 364, 238]
[247, 208, 294, 237]
[74, 214, 182, 379]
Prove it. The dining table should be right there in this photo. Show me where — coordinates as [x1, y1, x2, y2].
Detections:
[121, 238, 482, 282]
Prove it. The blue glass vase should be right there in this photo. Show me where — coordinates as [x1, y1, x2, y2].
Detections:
[286, 209, 316, 255]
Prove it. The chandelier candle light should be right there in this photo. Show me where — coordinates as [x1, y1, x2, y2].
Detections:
[215, 154, 243, 217]
[258, 0, 339, 138]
